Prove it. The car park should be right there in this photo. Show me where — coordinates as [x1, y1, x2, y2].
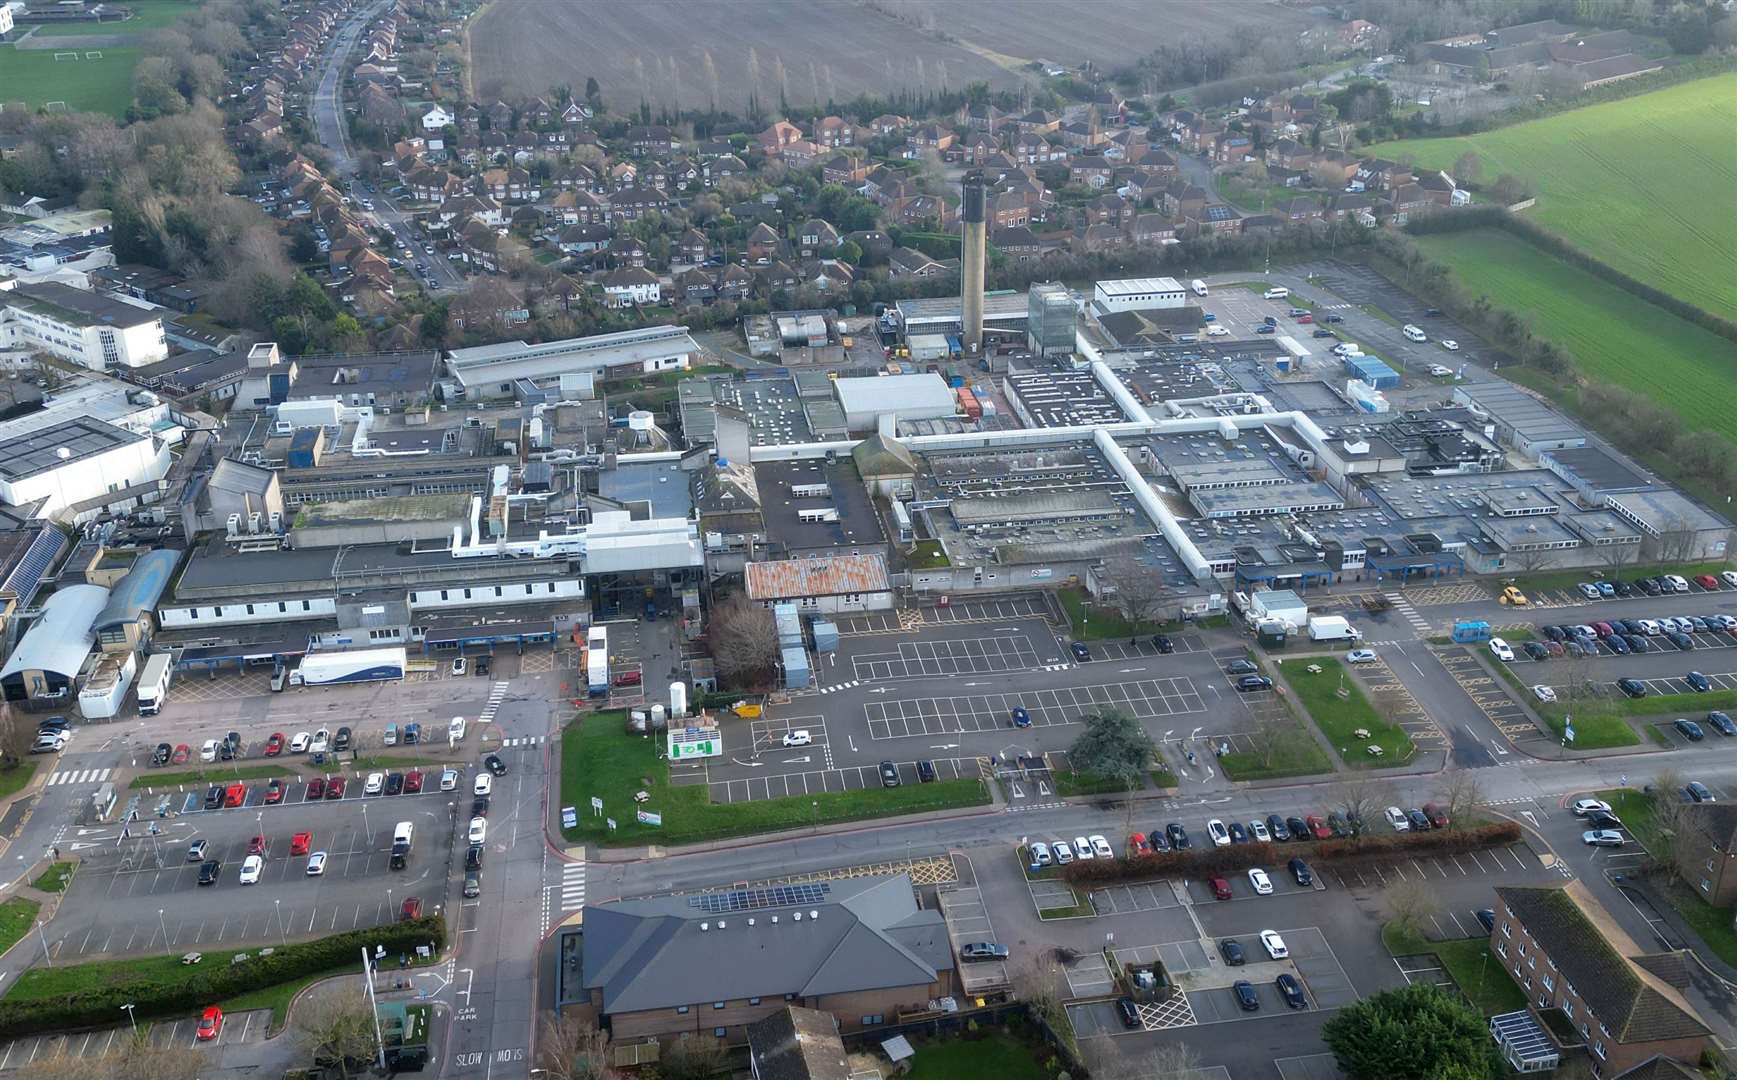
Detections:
[1384, 806, 1410, 831]
[1688, 781, 1715, 802]
[1276, 973, 1307, 1009]
[1583, 830, 1624, 847]
[1233, 981, 1260, 1011]
[1260, 930, 1288, 959]
[1207, 819, 1230, 847]
[1220, 938, 1246, 965]
[1248, 868, 1273, 895]
[1675, 719, 1705, 741]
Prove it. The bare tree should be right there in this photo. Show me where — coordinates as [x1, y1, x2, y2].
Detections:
[700, 51, 719, 111]
[659, 1034, 726, 1080]
[293, 987, 379, 1080]
[1335, 774, 1395, 833]
[537, 1013, 619, 1080]
[0, 704, 38, 769]
[703, 594, 778, 689]
[1096, 557, 1170, 638]
[1385, 876, 1439, 938]
[1594, 539, 1641, 580]
[1649, 767, 1694, 881]
[1441, 770, 1485, 828]
[1144, 1043, 1207, 1080]
[1506, 547, 1552, 576]
[1010, 958, 1073, 1055]
[1451, 151, 1483, 185]
[113, 1036, 204, 1080]
[13, 1052, 104, 1080]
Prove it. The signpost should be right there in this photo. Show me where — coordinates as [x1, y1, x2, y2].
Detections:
[590, 796, 603, 817]
[635, 809, 663, 827]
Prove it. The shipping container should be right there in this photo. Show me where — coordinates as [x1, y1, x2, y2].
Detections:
[783, 646, 811, 689]
[812, 621, 840, 653]
[295, 647, 407, 687]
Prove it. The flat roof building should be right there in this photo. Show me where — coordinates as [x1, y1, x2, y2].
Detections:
[833, 374, 956, 432]
[0, 281, 168, 370]
[446, 325, 698, 395]
[0, 416, 171, 520]
[1093, 276, 1186, 313]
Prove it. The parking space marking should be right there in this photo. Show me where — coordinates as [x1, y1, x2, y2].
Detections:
[1074, 635, 1209, 662]
[1357, 658, 1445, 749]
[852, 635, 1043, 682]
[864, 677, 1205, 741]
[1064, 952, 1116, 998]
[706, 755, 981, 803]
[1090, 882, 1181, 916]
[1436, 647, 1536, 739]
[1275, 1054, 1347, 1080]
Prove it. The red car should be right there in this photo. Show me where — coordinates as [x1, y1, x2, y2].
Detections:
[1306, 814, 1332, 840]
[613, 670, 642, 687]
[171, 744, 191, 765]
[1128, 832, 1151, 856]
[264, 779, 284, 805]
[1696, 574, 1722, 590]
[264, 732, 284, 757]
[325, 777, 346, 800]
[404, 770, 424, 794]
[399, 897, 423, 921]
[289, 831, 312, 856]
[247, 835, 268, 856]
[1295, 313, 1314, 323]
[223, 783, 247, 809]
[196, 1005, 223, 1041]
[1209, 877, 1232, 900]
[1423, 802, 1450, 829]
[306, 777, 326, 800]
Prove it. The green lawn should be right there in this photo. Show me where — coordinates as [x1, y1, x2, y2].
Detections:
[346, 755, 454, 771]
[21, 0, 202, 37]
[0, 45, 142, 118]
[906, 1032, 1051, 1080]
[1375, 74, 1737, 321]
[6, 947, 246, 1002]
[1285, 657, 1415, 766]
[1058, 587, 1155, 640]
[1415, 229, 1737, 443]
[906, 540, 951, 569]
[0, 761, 39, 804]
[1219, 731, 1334, 782]
[0, 898, 41, 961]
[1595, 788, 1737, 966]
[1383, 923, 1526, 1016]
[130, 764, 298, 789]
[29, 862, 75, 894]
[1051, 769, 1127, 797]
[1486, 654, 1639, 748]
[559, 714, 989, 846]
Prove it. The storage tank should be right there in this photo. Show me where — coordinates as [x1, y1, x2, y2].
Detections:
[670, 681, 688, 719]
[650, 704, 667, 729]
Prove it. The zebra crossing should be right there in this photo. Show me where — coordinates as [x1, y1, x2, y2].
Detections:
[542, 860, 587, 936]
[46, 768, 111, 786]
[1385, 592, 1433, 635]
[499, 736, 542, 748]
[815, 680, 861, 695]
[477, 681, 509, 723]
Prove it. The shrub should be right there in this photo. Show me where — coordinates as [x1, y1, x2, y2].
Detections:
[0, 916, 445, 1038]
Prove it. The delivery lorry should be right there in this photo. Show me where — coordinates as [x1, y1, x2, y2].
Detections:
[136, 652, 174, 716]
[1306, 616, 1362, 643]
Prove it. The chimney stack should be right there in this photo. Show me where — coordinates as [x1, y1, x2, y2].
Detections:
[960, 170, 987, 354]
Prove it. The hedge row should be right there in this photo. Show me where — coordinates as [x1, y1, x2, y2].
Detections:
[0, 916, 445, 1039]
[1057, 823, 1522, 886]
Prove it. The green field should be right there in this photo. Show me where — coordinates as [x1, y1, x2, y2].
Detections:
[1414, 229, 1737, 444]
[1, 46, 141, 118]
[1376, 74, 1737, 321]
[906, 1033, 1051, 1080]
[1286, 657, 1416, 766]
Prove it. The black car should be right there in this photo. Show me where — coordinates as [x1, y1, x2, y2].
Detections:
[1617, 678, 1648, 699]
[226, 730, 241, 748]
[1228, 821, 1248, 844]
[1585, 810, 1623, 830]
[475, 655, 491, 677]
[916, 759, 937, 783]
[1167, 822, 1190, 849]
[879, 760, 901, 787]
[218, 742, 234, 762]
[1675, 719, 1705, 742]
[1476, 909, 1497, 933]
[1226, 659, 1259, 676]
[1667, 631, 1695, 651]
[1219, 938, 1246, 966]
[1613, 581, 1634, 597]
[1541, 624, 1566, 642]
[1070, 642, 1092, 662]
[1288, 857, 1313, 886]
[1625, 634, 1649, 654]
[1233, 981, 1260, 1011]
[484, 754, 507, 776]
[465, 843, 484, 870]
[334, 727, 352, 751]
[1708, 711, 1737, 737]
[38, 717, 68, 734]
[1151, 634, 1174, 654]
[1686, 671, 1713, 692]
[204, 785, 224, 810]
[1117, 997, 1140, 1028]
[1322, 314, 1344, 323]
[1326, 812, 1350, 838]
[197, 859, 222, 885]
[1406, 808, 1432, 831]
[1276, 973, 1307, 1009]
[1606, 635, 1629, 656]
[1285, 816, 1310, 840]
[1237, 675, 1274, 692]
[1147, 828, 1171, 853]
[1637, 577, 1662, 596]
[1312, 328, 1336, 338]
[1266, 814, 1291, 842]
[472, 794, 490, 817]
[1523, 641, 1550, 660]
[152, 742, 172, 766]
[1619, 619, 1646, 635]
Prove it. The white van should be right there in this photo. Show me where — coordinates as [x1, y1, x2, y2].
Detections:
[1191, 279, 1208, 297]
[1402, 324, 1428, 342]
[1263, 287, 1289, 300]
[448, 716, 466, 742]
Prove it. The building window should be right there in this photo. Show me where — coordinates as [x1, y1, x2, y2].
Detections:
[525, 584, 535, 595]
[1501, 922, 1512, 938]
[1703, 878, 1713, 893]
[676, 1006, 689, 1015]
[1592, 1041, 1605, 1060]
[1496, 941, 1507, 958]
[214, 607, 223, 617]
[784, 994, 794, 1001]
[749, 997, 760, 1006]
[713, 1002, 724, 1010]
[246, 604, 255, 615]
[1562, 1002, 1574, 1022]
[860, 1014, 883, 1025]
[712, 1027, 726, 1038]
[302, 601, 312, 611]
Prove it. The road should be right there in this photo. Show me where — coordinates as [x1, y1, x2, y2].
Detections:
[309, 0, 464, 290]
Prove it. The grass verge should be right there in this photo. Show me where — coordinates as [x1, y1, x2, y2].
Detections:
[906, 1031, 1053, 1080]
[1382, 922, 1525, 1015]
[1486, 659, 1638, 748]
[1595, 789, 1737, 967]
[130, 764, 298, 789]
[0, 898, 41, 960]
[345, 755, 454, 771]
[1037, 888, 1095, 920]
[1284, 657, 1415, 766]
[1218, 736, 1334, 782]
[560, 713, 989, 846]
[906, 540, 951, 569]
[29, 862, 75, 894]
[1052, 769, 1126, 797]
[0, 761, 39, 804]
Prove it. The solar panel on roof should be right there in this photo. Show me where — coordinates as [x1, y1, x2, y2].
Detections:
[687, 882, 831, 913]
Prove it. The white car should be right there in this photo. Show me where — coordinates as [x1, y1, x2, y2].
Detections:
[1346, 649, 1377, 664]
[1572, 798, 1612, 817]
[239, 855, 264, 885]
[1248, 868, 1273, 895]
[440, 767, 461, 791]
[1051, 841, 1074, 866]
[1384, 806, 1411, 831]
[310, 729, 330, 753]
[1088, 835, 1114, 859]
[1667, 574, 1690, 592]
[199, 739, 219, 763]
[474, 773, 492, 797]
[1427, 363, 1453, 378]
[364, 772, 385, 795]
[451, 656, 467, 677]
[1206, 324, 1230, 337]
[1072, 837, 1095, 860]
[290, 732, 312, 753]
[1207, 819, 1230, 847]
[1249, 819, 1271, 842]
[781, 730, 812, 747]
[1259, 929, 1289, 959]
[1582, 829, 1625, 848]
[1721, 571, 1737, 589]
[1489, 638, 1515, 662]
[468, 817, 488, 845]
[306, 852, 328, 876]
[1440, 339, 1459, 351]
[1028, 841, 1052, 867]
[1532, 685, 1558, 703]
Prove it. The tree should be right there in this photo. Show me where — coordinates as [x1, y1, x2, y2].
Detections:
[1594, 538, 1641, 580]
[659, 1034, 726, 1080]
[1335, 774, 1394, 835]
[1441, 770, 1484, 829]
[1096, 556, 1170, 637]
[1451, 151, 1483, 185]
[1649, 767, 1695, 881]
[1505, 547, 1551, 576]
[1009, 958, 1072, 1056]
[0, 704, 38, 769]
[703, 593, 779, 689]
[1488, 173, 1533, 206]
[537, 1013, 619, 1080]
[1323, 983, 1503, 1080]
[1385, 877, 1439, 938]
[1068, 708, 1154, 831]
[293, 987, 379, 1080]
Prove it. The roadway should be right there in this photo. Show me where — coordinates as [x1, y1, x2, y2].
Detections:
[309, 0, 464, 290]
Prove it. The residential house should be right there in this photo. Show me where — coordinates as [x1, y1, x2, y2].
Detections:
[693, 137, 735, 158]
[1087, 194, 1130, 226]
[885, 195, 950, 229]
[600, 266, 661, 308]
[780, 140, 821, 167]
[1352, 158, 1413, 192]
[796, 219, 841, 259]
[800, 260, 855, 293]
[1013, 134, 1066, 167]
[706, 154, 747, 186]
[745, 222, 783, 265]
[568, 188, 609, 225]
[607, 187, 669, 223]
[1187, 203, 1242, 236]
[1012, 109, 1060, 135]
[1070, 155, 1113, 189]
[459, 221, 500, 272]
[757, 120, 805, 155]
[845, 230, 892, 263]
[1328, 192, 1378, 227]
[610, 236, 649, 270]
[887, 247, 946, 278]
[560, 100, 593, 127]
[421, 105, 454, 132]
[987, 191, 1029, 230]
[1311, 150, 1358, 187]
[1160, 180, 1208, 221]
[958, 103, 1005, 133]
[1385, 182, 1433, 220]
[1491, 883, 1712, 1076]
[625, 125, 680, 156]
[1265, 138, 1313, 171]
[557, 222, 612, 256]
[714, 264, 755, 301]
[814, 116, 853, 147]
[1073, 223, 1129, 255]
[757, 260, 799, 294]
[908, 124, 954, 152]
[609, 161, 639, 189]
[820, 154, 868, 186]
[1130, 213, 1177, 246]
[960, 132, 999, 165]
[1275, 197, 1323, 223]
[676, 229, 710, 265]
[865, 114, 910, 137]
[1676, 804, 1737, 906]
[1209, 132, 1254, 165]
[674, 268, 716, 305]
[1418, 171, 1472, 208]
[523, 97, 555, 126]
[993, 225, 1041, 262]
[1131, 148, 1178, 178]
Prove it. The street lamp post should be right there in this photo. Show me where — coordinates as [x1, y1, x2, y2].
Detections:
[158, 908, 168, 950]
[35, 920, 50, 967]
[121, 1003, 137, 1034]
[275, 899, 285, 945]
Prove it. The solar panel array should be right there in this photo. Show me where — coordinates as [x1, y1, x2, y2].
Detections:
[687, 882, 831, 914]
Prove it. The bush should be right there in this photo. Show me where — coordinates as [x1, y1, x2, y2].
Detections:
[1058, 823, 1521, 886]
[0, 917, 445, 1039]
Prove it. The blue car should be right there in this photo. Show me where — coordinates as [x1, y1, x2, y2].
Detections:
[1011, 707, 1031, 728]
[1596, 581, 1616, 597]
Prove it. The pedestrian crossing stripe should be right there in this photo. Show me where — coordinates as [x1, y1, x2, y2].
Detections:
[816, 681, 861, 694]
[47, 768, 111, 786]
[477, 681, 509, 723]
[500, 736, 542, 748]
[559, 861, 586, 911]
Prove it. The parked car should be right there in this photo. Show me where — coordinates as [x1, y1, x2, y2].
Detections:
[1089, 835, 1114, 859]
[306, 852, 328, 876]
[1582, 830, 1625, 847]
[1220, 938, 1246, 966]
[1028, 842, 1052, 868]
[1346, 649, 1378, 664]
[1489, 638, 1515, 662]
[1405, 808, 1432, 831]
[264, 733, 284, 756]
[1207, 819, 1230, 847]
[306, 778, 326, 799]
[1237, 675, 1274, 692]
[1675, 718, 1706, 742]
[1384, 806, 1410, 831]
[1572, 798, 1612, 817]
[1051, 841, 1073, 866]
[1070, 642, 1091, 662]
[1687, 781, 1715, 802]
[1228, 821, 1249, 844]
[1010, 707, 1031, 728]
[1276, 973, 1307, 1009]
[1523, 642, 1549, 661]
[325, 777, 346, 799]
[1259, 930, 1288, 959]
[1167, 823, 1190, 849]
[1266, 814, 1291, 842]
[1073, 837, 1095, 861]
[1707, 711, 1737, 737]
[1686, 671, 1713, 692]
[239, 855, 264, 885]
[1249, 819, 1271, 842]
[1226, 659, 1259, 675]
[187, 839, 207, 862]
[1476, 909, 1497, 933]
[916, 759, 937, 783]
[878, 761, 901, 787]
[959, 942, 1009, 962]
[196, 1006, 223, 1041]
[1305, 815, 1332, 840]
[1210, 877, 1233, 901]
[1617, 678, 1648, 699]
[1288, 857, 1313, 886]
[1233, 981, 1260, 1011]
[1285, 816, 1310, 840]
[1422, 803, 1450, 829]
[1151, 634, 1174, 654]
[1117, 997, 1140, 1028]
[1248, 868, 1273, 895]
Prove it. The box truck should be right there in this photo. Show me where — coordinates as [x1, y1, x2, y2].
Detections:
[1307, 616, 1361, 642]
[1191, 279, 1208, 297]
[136, 653, 174, 716]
